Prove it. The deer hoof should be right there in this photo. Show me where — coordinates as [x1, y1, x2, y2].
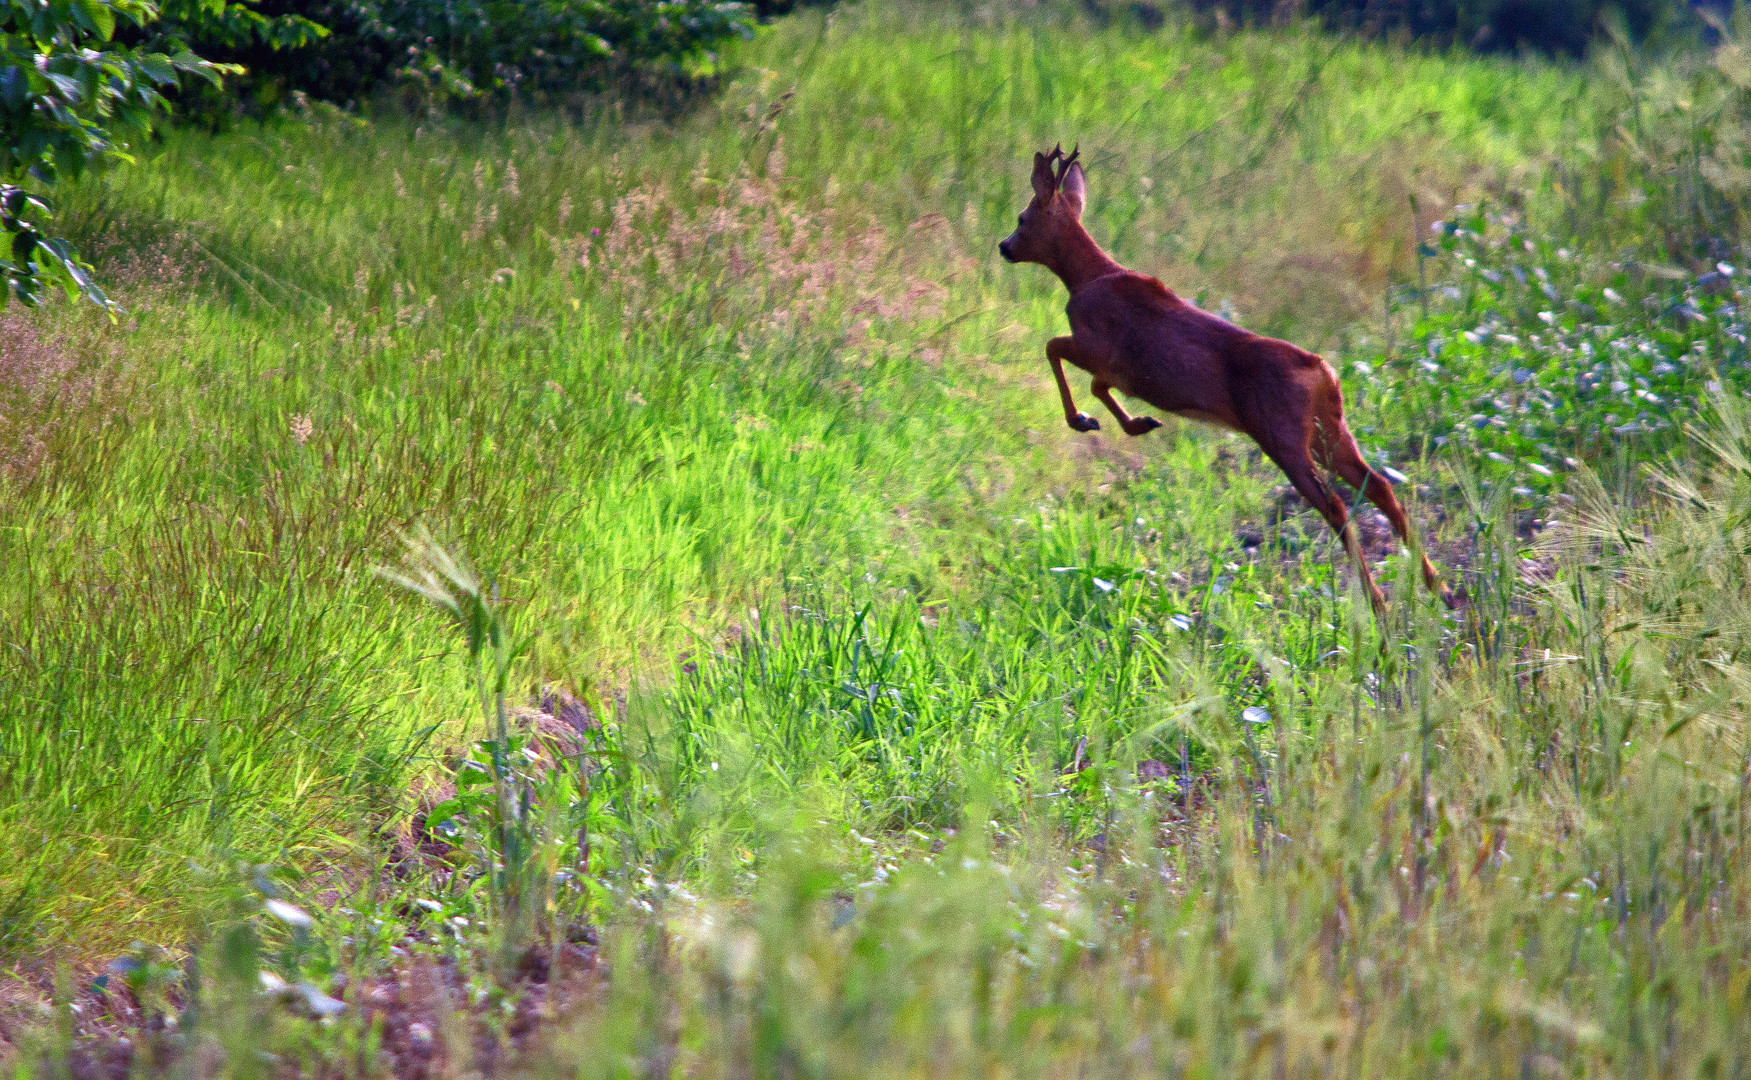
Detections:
[1067, 412, 1101, 432]
[1123, 417, 1163, 437]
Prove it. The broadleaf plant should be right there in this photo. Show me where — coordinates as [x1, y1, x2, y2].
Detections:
[1, 0, 234, 308]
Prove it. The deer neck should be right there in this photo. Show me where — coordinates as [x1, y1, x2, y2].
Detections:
[1046, 226, 1124, 295]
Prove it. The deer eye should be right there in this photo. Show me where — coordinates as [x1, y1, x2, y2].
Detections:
[1017, 215, 1025, 226]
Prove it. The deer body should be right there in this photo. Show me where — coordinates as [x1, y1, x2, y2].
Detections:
[1065, 274, 1254, 427]
[1002, 146, 1453, 612]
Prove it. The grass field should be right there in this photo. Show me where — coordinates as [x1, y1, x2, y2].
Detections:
[4, 2, 1751, 1075]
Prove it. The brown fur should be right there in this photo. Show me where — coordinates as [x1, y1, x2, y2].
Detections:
[1000, 145, 1453, 613]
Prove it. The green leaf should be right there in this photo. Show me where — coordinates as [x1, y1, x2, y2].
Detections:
[43, 71, 84, 103]
[0, 67, 26, 110]
[424, 799, 466, 829]
[77, 0, 116, 40]
[11, 230, 37, 265]
[68, 0, 100, 36]
[456, 761, 494, 788]
[135, 53, 176, 85]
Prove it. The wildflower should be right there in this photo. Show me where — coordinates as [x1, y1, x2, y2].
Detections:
[289, 414, 314, 446]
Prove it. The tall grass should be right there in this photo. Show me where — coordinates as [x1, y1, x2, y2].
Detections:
[4, 4, 1751, 1072]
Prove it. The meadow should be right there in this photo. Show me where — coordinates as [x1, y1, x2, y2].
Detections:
[4, 2, 1751, 1075]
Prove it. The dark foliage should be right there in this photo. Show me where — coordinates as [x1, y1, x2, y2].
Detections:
[747, 0, 836, 19]
[1183, 0, 1707, 53]
[179, 0, 757, 110]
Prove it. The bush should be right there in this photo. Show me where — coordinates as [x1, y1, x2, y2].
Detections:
[151, 0, 327, 55]
[1, 0, 230, 306]
[181, 0, 758, 109]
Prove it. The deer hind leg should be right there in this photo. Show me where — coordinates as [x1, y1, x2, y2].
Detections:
[1269, 444, 1388, 616]
[1045, 336, 1100, 433]
[1316, 412, 1457, 609]
[1091, 381, 1163, 437]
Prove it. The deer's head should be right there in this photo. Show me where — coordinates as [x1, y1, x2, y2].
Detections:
[998, 144, 1086, 265]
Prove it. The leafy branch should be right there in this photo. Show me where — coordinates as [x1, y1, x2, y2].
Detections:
[2, 0, 236, 308]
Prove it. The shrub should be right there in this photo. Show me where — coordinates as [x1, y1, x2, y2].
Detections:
[151, 0, 327, 55]
[1, 0, 230, 306]
[181, 0, 758, 109]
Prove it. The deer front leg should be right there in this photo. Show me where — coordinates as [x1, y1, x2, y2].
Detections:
[1091, 381, 1163, 437]
[1045, 336, 1100, 432]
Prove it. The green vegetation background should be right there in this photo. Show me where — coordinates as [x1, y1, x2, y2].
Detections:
[6, 2, 1751, 1074]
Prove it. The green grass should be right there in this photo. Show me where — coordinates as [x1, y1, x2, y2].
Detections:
[4, 2, 1751, 1075]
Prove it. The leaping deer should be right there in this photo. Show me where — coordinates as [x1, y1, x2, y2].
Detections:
[999, 145, 1453, 613]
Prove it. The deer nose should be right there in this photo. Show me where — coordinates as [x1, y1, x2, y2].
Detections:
[998, 238, 1015, 261]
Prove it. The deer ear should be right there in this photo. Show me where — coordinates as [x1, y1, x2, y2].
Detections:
[1060, 161, 1087, 218]
[1031, 152, 1057, 202]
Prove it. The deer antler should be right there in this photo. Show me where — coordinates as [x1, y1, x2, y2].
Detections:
[1053, 143, 1081, 188]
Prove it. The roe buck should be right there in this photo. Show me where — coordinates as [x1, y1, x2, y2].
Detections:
[999, 145, 1453, 613]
